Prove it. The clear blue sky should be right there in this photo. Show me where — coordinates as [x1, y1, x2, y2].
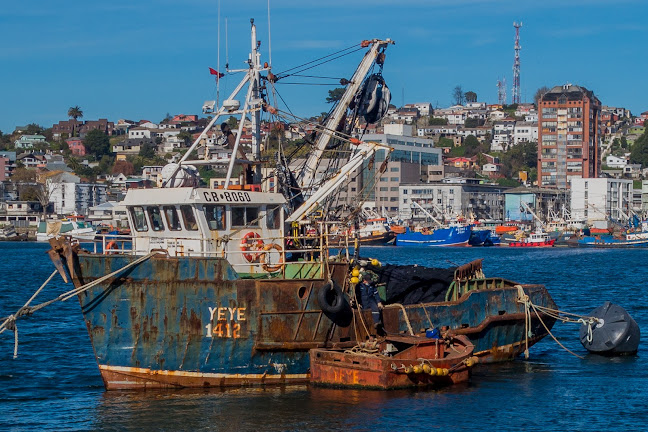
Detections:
[1, 0, 646, 133]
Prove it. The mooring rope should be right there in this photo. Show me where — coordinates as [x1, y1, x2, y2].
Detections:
[515, 285, 595, 360]
[0, 251, 160, 359]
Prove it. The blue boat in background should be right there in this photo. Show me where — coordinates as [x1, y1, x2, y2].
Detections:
[395, 224, 472, 247]
[469, 229, 491, 246]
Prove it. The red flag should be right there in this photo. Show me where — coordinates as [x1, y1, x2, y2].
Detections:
[209, 67, 225, 79]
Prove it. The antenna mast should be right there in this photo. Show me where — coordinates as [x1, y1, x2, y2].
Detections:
[497, 77, 507, 105]
[512, 22, 522, 105]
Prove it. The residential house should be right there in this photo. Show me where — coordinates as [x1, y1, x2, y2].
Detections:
[14, 135, 46, 150]
[66, 137, 86, 156]
[606, 155, 628, 169]
[17, 153, 47, 169]
[404, 103, 433, 116]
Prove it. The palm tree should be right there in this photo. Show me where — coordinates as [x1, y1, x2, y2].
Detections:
[67, 106, 83, 137]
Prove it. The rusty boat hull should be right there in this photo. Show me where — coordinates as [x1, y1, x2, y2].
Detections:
[310, 335, 474, 390]
[55, 249, 348, 390]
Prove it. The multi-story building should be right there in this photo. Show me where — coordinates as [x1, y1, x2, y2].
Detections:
[399, 178, 508, 221]
[571, 177, 632, 225]
[537, 84, 601, 189]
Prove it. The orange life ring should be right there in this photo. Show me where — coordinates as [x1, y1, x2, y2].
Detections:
[105, 241, 118, 254]
[262, 243, 284, 272]
[240, 232, 264, 262]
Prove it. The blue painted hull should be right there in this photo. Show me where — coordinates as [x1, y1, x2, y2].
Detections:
[395, 225, 472, 247]
[469, 229, 491, 246]
[576, 235, 648, 248]
[48, 249, 557, 389]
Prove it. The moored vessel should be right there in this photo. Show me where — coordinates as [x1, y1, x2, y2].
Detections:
[310, 334, 475, 389]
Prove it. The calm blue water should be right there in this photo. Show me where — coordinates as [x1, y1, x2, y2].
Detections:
[1, 242, 646, 431]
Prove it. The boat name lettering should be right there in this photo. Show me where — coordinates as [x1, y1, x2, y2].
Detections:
[205, 305, 246, 339]
[203, 191, 252, 203]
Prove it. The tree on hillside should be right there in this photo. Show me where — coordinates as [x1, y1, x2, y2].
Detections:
[112, 160, 135, 176]
[326, 88, 345, 104]
[84, 129, 111, 158]
[139, 141, 157, 159]
[452, 85, 465, 106]
[465, 91, 477, 103]
[67, 106, 83, 137]
[534, 86, 550, 105]
[629, 131, 648, 167]
[226, 116, 238, 130]
[10, 167, 37, 183]
[428, 117, 448, 126]
[178, 130, 193, 147]
[463, 135, 481, 158]
[465, 118, 484, 128]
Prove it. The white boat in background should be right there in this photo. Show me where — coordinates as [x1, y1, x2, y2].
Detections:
[36, 219, 96, 242]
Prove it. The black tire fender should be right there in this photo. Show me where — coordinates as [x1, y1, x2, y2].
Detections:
[317, 281, 346, 315]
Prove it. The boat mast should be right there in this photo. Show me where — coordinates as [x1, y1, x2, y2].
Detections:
[297, 39, 393, 193]
[249, 19, 262, 183]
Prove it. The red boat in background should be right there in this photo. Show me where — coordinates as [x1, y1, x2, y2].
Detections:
[310, 334, 476, 390]
[507, 231, 555, 248]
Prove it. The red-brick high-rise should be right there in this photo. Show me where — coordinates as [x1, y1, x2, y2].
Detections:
[537, 84, 600, 189]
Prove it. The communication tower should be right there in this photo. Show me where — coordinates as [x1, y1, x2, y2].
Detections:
[512, 22, 522, 105]
[497, 77, 507, 106]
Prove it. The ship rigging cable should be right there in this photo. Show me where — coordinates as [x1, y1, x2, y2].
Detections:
[0, 251, 161, 359]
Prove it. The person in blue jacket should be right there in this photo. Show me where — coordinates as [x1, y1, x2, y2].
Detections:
[358, 272, 384, 331]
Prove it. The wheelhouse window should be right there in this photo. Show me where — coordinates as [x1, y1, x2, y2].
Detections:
[129, 206, 148, 232]
[266, 205, 282, 229]
[180, 205, 198, 231]
[204, 204, 227, 231]
[163, 206, 181, 231]
[232, 206, 259, 227]
[147, 206, 165, 231]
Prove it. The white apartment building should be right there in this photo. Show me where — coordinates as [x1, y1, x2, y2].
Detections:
[571, 177, 633, 225]
[513, 122, 538, 145]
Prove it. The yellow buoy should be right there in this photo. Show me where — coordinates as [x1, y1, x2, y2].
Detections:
[442, 368, 449, 376]
[428, 367, 437, 376]
[412, 365, 423, 374]
[351, 269, 360, 277]
[371, 259, 381, 267]
[422, 364, 431, 374]
[350, 276, 359, 284]
[404, 365, 414, 374]
[436, 368, 444, 376]
[465, 358, 474, 367]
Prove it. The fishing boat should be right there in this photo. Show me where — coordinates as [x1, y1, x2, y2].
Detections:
[36, 219, 96, 242]
[332, 218, 395, 246]
[574, 228, 648, 248]
[395, 224, 472, 247]
[36, 22, 558, 391]
[310, 334, 475, 389]
[507, 231, 555, 248]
